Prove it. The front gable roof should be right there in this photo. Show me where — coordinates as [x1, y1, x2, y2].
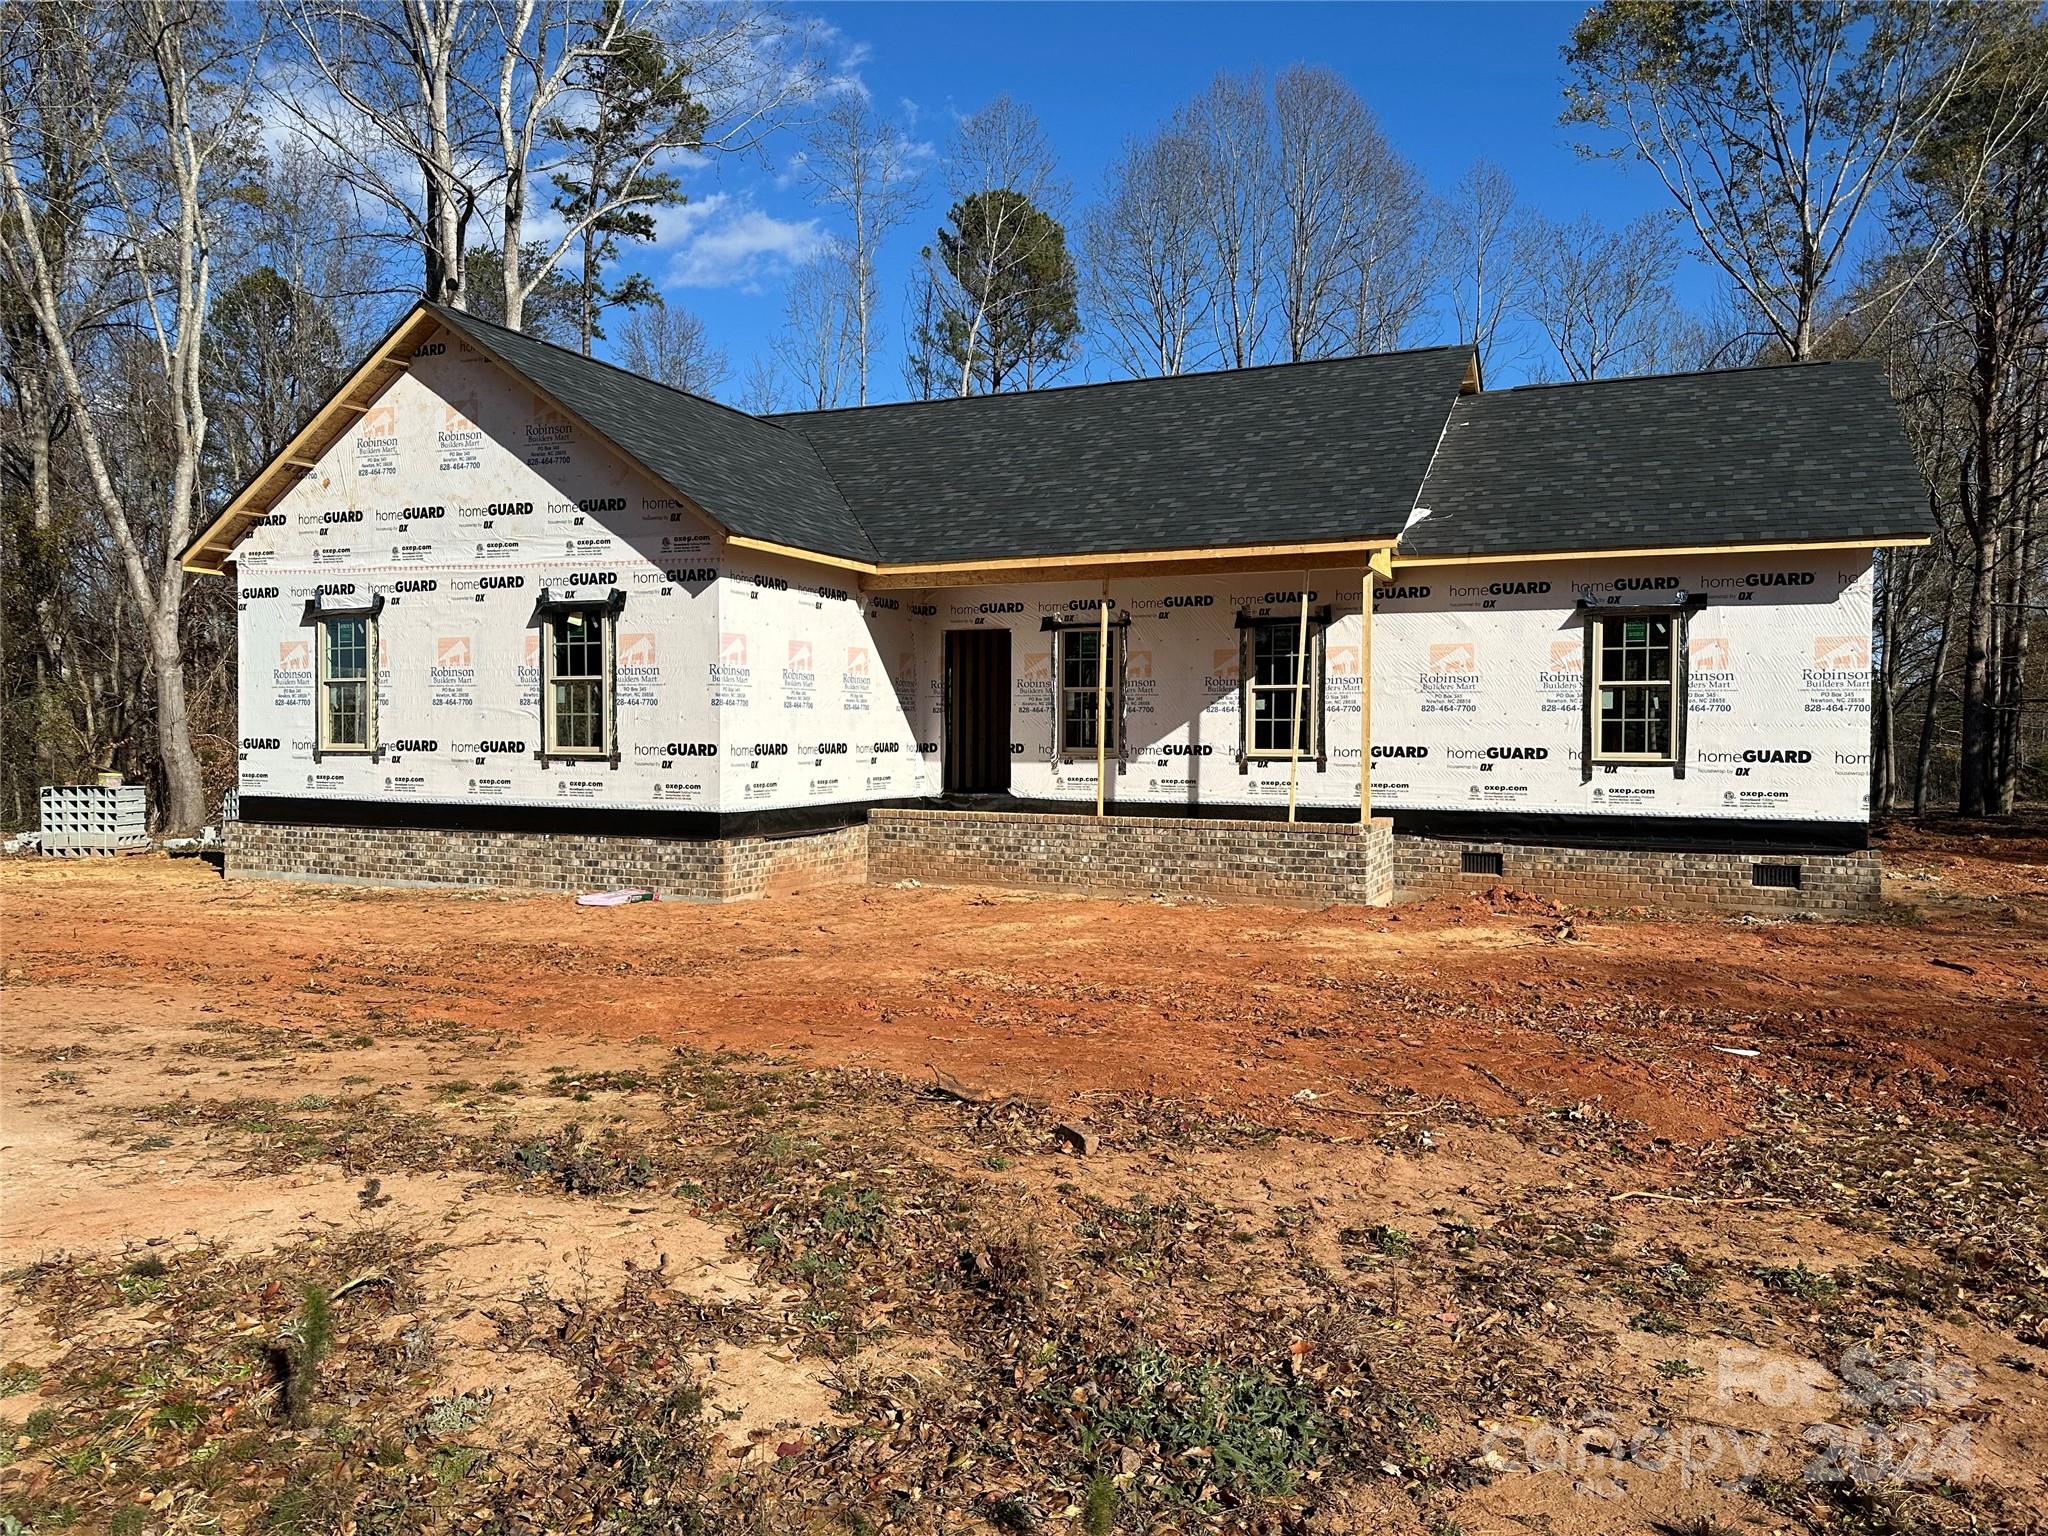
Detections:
[421, 304, 879, 562]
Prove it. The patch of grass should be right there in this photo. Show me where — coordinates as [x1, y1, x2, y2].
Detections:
[1629, 1307, 1688, 1336]
[116, 1254, 169, 1303]
[1081, 1474, 1117, 1535]
[273, 1284, 332, 1428]
[1651, 1256, 1718, 1303]
[985, 1493, 1037, 1532]
[1755, 1262, 1842, 1308]
[0, 1364, 38, 1397]
[503, 1125, 654, 1196]
[429, 1444, 485, 1485]
[1654, 1357, 1703, 1379]
[1061, 1346, 1337, 1503]
[413, 1391, 494, 1438]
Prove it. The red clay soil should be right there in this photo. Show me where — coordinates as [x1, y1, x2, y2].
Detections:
[2, 835, 2042, 1146]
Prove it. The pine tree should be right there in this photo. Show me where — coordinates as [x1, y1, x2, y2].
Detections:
[934, 190, 1081, 392]
[546, 6, 707, 354]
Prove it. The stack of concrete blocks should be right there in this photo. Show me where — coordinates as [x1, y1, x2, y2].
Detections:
[38, 784, 149, 856]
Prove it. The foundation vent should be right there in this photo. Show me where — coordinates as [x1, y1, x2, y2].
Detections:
[1752, 861, 1802, 890]
[1461, 849, 1505, 877]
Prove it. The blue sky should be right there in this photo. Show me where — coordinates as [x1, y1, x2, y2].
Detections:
[617, 1, 1720, 396]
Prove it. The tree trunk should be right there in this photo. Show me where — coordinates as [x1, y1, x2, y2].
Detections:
[580, 226, 598, 355]
[1912, 568, 1958, 817]
[1872, 549, 1901, 814]
[1957, 519, 1997, 815]
[502, 184, 525, 330]
[150, 604, 206, 830]
[1996, 496, 2036, 813]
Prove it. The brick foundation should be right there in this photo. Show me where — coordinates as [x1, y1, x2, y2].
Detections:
[1391, 833, 1880, 916]
[224, 818, 868, 902]
[223, 810, 1880, 916]
[867, 808, 1396, 905]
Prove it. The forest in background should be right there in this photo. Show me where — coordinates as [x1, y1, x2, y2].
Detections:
[2, 0, 2043, 834]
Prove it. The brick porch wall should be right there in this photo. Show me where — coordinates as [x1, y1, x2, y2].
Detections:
[1390, 833, 1881, 916]
[223, 819, 868, 902]
[867, 808, 1396, 906]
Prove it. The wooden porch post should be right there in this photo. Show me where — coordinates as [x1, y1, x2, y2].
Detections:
[1286, 575, 1310, 823]
[1361, 551, 1381, 827]
[1094, 596, 1109, 818]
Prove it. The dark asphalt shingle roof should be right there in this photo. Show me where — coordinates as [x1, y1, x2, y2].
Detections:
[423, 305, 1929, 566]
[426, 303, 879, 561]
[769, 346, 1475, 561]
[1404, 360, 1933, 557]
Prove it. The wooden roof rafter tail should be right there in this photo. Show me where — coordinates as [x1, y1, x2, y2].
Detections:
[725, 536, 878, 576]
[181, 304, 444, 574]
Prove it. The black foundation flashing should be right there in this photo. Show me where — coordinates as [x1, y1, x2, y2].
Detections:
[238, 793, 1869, 855]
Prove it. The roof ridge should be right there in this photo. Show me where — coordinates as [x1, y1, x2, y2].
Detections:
[772, 343, 1478, 422]
[1496, 357, 1878, 396]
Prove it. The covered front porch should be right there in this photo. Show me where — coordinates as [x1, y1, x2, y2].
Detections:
[855, 542, 1401, 904]
[873, 540, 1399, 828]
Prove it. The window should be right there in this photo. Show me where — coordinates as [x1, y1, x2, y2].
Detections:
[1592, 613, 1679, 763]
[317, 614, 373, 752]
[1055, 624, 1123, 758]
[1244, 619, 1323, 758]
[543, 606, 612, 756]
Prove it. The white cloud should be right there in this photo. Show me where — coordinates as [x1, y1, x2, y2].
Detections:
[659, 192, 830, 289]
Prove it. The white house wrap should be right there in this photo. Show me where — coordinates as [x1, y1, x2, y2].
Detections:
[191, 303, 1927, 908]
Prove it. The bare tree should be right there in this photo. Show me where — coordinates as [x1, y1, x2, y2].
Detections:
[1523, 211, 1682, 380]
[1273, 64, 1371, 362]
[941, 94, 1063, 396]
[899, 241, 947, 400]
[1081, 129, 1210, 377]
[1439, 159, 1533, 381]
[1177, 70, 1272, 368]
[797, 91, 925, 402]
[283, 0, 489, 307]
[1, 0, 261, 832]
[738, 352, 783, 414]
[490, 0, 625, 330]
[774, 247, 856, 411]
[1564, 1, 2004, 360]
[1341, 132, 1435, 357]
[616, 296, 727, 394]
[286, 0, 812, 325]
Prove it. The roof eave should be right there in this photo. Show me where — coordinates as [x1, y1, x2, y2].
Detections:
[182, 303, 443, 575]
[1390, 534, 1931, 568]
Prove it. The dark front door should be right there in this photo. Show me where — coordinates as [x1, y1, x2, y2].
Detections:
[943, 629, 1011, 795]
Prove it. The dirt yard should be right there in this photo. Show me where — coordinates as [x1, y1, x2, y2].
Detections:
[1, 829, 2044, 1535]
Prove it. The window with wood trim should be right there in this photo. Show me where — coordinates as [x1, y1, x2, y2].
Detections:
[1243, 618, 1324, 758]
[542, 605, 613, 757]
[1055, 623, 1123, 758]
[316, 614, 374, 752]
[1592, 613, 1679, 764]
